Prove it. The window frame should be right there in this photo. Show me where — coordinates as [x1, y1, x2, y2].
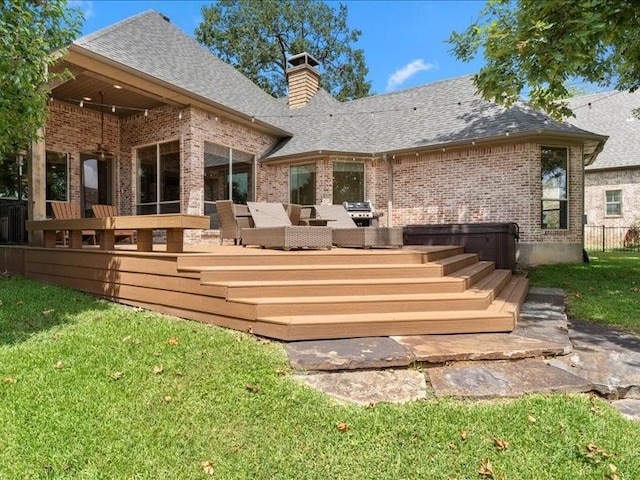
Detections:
[604, 189, 622, 217]
[45, 151, 69, 203]
[540, 146, 569, 230]
[289, 162, 316, 205]
[332, 160, 365, 205]
[136, 139, 181, 215]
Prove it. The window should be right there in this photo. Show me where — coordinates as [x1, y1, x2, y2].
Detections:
[136, 140, 180, 214]
[203, 142, 255, 227]
[46, 152, 68, 202]
[541, 147, 568, 229]
[333, 162, 364, 205]
[605, 190, 622, 216]
[290, 163, 316, 205]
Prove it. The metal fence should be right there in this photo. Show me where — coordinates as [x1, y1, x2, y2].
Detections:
[584, 225, 640, 253]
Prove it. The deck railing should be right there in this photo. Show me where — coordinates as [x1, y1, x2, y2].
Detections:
[584, 225, 640, 253]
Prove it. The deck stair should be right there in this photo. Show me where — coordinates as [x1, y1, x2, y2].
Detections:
[178, 245, 528, 340]
[23, 245, 528, 341]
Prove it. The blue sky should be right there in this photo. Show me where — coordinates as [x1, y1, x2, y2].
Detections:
[71, 0, 486, 95]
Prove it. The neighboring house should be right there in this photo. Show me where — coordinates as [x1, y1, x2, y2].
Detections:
[566, 90, 640, 229]
[6, 10, 607, 265]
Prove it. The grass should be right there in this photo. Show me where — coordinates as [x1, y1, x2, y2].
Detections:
[1, 275, 640, 479]
[529, 252, 640, 334]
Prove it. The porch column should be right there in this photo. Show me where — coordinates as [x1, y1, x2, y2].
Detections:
[28, 127, 46, 246]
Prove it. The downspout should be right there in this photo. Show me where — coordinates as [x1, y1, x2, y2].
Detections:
[385, 154, 393, 227]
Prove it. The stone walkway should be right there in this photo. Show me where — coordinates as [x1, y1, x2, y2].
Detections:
[284, 287, 640, 420]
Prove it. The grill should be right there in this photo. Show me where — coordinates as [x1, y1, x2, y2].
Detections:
[343, 201, 377, 227]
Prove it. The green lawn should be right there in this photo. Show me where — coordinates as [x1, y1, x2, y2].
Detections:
[1, 275, 640, 479]
[529, 252, 640, 334]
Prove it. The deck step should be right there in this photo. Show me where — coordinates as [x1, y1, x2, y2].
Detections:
[408, 245, 465, 262]
[257, 309, 515, 340]
[448, 260, 495, 288]
[177, 248, 426, 270]
[432, 253, 479, 275]
[200, 263, 455, 282]
[231, 289, 497, 317]
[208, 276, 471, 299]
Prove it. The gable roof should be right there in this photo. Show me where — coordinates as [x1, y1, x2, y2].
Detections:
[264, 75, 604, 160]
[73, 10, 289, 132]
[566, 90, 640, 170]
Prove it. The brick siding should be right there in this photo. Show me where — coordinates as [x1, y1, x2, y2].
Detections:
[585, 168, 640, 227]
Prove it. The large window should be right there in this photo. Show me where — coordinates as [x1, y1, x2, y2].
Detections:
[333, 161, 364, 205]
[46, 152, 68, 202]
[136, 140, 180, 214]
[605, 190, 622, 216]
[290, 163, 316, 205]
[541, 147, 568, 229]
[203, 142, 255, 227]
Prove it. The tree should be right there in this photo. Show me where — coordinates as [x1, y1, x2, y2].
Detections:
[448, 0, 640, 119]
[0, 0, 82, 154]
[195, 0, 371, 101]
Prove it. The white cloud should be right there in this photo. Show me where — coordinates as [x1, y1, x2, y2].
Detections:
[69, 1, 94, 20]
[385, 59, 435, 91]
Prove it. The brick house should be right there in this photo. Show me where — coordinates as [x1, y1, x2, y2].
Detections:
[567, 91, 640, 230]
[7, 10, 607, 265]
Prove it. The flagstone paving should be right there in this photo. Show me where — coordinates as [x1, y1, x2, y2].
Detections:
[286, 287, 640, 420]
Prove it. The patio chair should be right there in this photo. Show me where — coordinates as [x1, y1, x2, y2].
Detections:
[241, 202, 332, 250]
[215, 200, 254, 245]
[91, 204, 135, 244]
[314, 204, 403, 248]
[50, 201, 96, 245]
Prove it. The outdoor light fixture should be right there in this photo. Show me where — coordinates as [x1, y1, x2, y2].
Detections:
[144, 109, 149, 117]
[112, 105, 116, 113]
[79, 100, 84, 107]
[113, 84, 123, 89]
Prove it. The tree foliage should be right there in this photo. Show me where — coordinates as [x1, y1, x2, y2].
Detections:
[448, 0, 640, 119]
[0, 0, 82, 154]
[195, 0, 371, 101]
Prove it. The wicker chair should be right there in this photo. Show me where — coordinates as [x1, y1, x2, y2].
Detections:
[314, 204, 403, 248]
[241, 202, 332, 250]
[50, 201, 96, 245]
[91, 204, 135, 244]
[215, 200, 254, 245]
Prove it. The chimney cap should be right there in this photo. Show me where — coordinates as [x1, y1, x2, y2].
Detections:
[287, 52, 319, 68]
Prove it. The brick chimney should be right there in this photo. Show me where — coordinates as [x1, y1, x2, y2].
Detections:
[286, 52, 320, 109]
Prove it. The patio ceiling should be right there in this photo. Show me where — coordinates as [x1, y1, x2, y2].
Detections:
[50, 62, 174, 118]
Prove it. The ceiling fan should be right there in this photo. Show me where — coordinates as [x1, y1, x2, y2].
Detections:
[89, 91, 115, 160]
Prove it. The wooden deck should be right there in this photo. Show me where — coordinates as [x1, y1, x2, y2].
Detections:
[0, 244, 529, 341]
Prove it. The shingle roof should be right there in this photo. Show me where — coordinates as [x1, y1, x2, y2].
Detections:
[566, 90, 640, 170]
[265, 75, 601, 160]
[73, 11, 604, 161]
[74, 10, 288, 129]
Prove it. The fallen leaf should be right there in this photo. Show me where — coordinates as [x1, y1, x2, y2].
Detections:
[4, 377, 17, 384]
[527, 415, 536, 423]
[245, 383, 260, 393]
[167, 337, 179, 346]
[54, 361, 64, 370]
[478, 459, 494, 477]
[121, 336, 131, 342]
[132, 339, 141, 345]
[15, 300, 23, 306]
[609, 464, 618, 473]
[247, 326, 253, 334]
[42, 309, 54, 315]
[163, 395, 172, 403]
[448, 442, 457, 450]
[493, 437, 508, 450]
[154, 351, 162, 357]
[460, 430, 468, 440]
[110, 371, 124, 381]
[200, 460, 214, 476]
[152, 365, 164, 375]
[337, 422, 348, 433]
